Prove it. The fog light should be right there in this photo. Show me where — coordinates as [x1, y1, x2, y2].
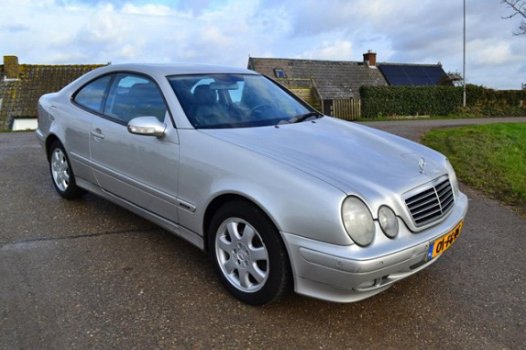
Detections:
[357, 279, 377, 289]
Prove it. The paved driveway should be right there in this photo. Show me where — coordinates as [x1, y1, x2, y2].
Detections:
[1, 119, 525, 349]
[360, 116, 526, 141]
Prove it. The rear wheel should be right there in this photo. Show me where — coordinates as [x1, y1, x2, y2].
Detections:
[49, 141, 85, 199]
[208, 200, 292, 305]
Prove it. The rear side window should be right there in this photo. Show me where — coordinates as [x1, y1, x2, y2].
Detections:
[74, 75, 112, 112]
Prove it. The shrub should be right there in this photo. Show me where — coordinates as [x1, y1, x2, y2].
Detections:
[360, 85, 526, 118]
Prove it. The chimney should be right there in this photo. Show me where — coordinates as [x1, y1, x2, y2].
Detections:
[363, 50, 377, 67]
[4, 55, 19, 79]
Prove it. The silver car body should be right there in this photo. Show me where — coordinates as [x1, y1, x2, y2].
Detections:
[36, 64, 468, 303]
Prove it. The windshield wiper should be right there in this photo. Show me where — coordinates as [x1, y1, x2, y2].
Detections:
[287, 111, 323, 124]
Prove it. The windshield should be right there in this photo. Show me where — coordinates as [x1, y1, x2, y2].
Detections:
[168, 74, 318, 129]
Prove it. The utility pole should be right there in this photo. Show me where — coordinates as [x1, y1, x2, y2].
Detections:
[463, 0, 467, 107]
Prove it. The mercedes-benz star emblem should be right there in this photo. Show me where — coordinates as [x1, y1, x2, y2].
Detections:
[418, 157, 426, 174]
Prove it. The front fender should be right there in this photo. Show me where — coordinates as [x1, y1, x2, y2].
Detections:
[176, 129, 352, 246]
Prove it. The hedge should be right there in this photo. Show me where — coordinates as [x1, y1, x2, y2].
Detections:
[359, 85, 526, 118]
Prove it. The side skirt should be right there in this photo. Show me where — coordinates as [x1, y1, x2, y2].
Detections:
[76, 178, 205, 250]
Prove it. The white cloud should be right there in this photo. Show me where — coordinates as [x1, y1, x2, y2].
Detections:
[469, 40, 515, 66]
[0, 0, 524, 89]
[299, 40, 354, 60]
[122, 3, 172, 16]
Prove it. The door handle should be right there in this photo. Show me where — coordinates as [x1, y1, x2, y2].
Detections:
[91, 128, 105, 140]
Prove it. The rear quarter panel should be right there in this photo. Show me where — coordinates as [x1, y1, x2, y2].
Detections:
[36, 93, 57, 145]
[37, 90, 96, 184]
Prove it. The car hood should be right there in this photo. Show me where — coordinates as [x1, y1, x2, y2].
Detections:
[200, 117, 447, 198]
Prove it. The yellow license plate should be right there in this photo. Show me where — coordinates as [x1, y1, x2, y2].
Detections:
[427, 220, 464, 260]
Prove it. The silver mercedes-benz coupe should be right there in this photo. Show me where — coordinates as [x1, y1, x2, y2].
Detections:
[36, 63, 468, 305]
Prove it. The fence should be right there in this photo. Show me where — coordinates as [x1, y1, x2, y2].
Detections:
[332, 98, 361, 120]
[277, 78, 322, 111]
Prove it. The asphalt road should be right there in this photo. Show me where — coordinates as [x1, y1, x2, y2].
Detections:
[1, 119, 525, 349]
[360, 116, 526, 142]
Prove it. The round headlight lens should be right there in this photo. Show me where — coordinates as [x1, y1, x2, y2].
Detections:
[445, 158, 459, 194]
[342, 197, 375, 246]
[378, 206, 399, 238]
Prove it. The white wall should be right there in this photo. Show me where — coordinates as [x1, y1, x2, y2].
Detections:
[12, 118, 38, 131]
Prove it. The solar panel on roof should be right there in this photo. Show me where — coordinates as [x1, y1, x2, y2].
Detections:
[379, 64, 445, 86]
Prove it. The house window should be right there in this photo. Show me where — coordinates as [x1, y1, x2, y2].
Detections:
[274, 68, 286, 78]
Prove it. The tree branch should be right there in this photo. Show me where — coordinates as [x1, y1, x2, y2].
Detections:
[502, 0, 526, 35]
[502, 0, 526, 17]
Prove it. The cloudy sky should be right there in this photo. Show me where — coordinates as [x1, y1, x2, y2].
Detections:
[1, 0, 525, 89]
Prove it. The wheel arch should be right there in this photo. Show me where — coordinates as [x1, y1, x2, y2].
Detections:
[45, 134, 62, 161]
[202, 193, 282, 253]
[203, 192, 295, 303]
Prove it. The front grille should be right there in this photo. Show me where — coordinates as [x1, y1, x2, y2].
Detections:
[405, 178, 454, 227]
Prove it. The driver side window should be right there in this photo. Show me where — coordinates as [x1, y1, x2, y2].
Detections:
[103, 74, 167, 124]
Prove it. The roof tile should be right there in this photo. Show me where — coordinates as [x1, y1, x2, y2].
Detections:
[248, 57, 387, 100]
[0, 62, 104, 130]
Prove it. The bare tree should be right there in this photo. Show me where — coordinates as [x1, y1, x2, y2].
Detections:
[502, 0, 526, 35]
[441, 72, 463, 87]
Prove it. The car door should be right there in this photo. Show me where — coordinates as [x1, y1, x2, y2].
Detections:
[89, 73, 180, 223]
[67, 74, 113, 184]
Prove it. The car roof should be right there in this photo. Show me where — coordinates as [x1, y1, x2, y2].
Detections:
[94, 63, 258, 76]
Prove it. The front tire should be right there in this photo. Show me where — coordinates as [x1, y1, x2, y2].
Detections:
[49, 141, 85, 199]
[208, 201, 292, 305]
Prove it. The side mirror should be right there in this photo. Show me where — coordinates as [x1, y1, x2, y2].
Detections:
[127, 116, 166, 137]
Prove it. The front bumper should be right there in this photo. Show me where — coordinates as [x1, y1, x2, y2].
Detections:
[282, 192, 468, 303]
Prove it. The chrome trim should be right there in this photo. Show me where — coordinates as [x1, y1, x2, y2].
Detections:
[403, 175, 454, 228]
[177, 199, 196, 213]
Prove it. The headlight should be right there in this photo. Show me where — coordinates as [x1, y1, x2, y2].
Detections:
[378, 206, 399, 238]
[445, 158, 459, 194]
[342, 197, 375, 246]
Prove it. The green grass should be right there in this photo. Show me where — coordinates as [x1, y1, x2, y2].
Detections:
[422, 123, 526, 213]
[356, 114, 525, 122]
